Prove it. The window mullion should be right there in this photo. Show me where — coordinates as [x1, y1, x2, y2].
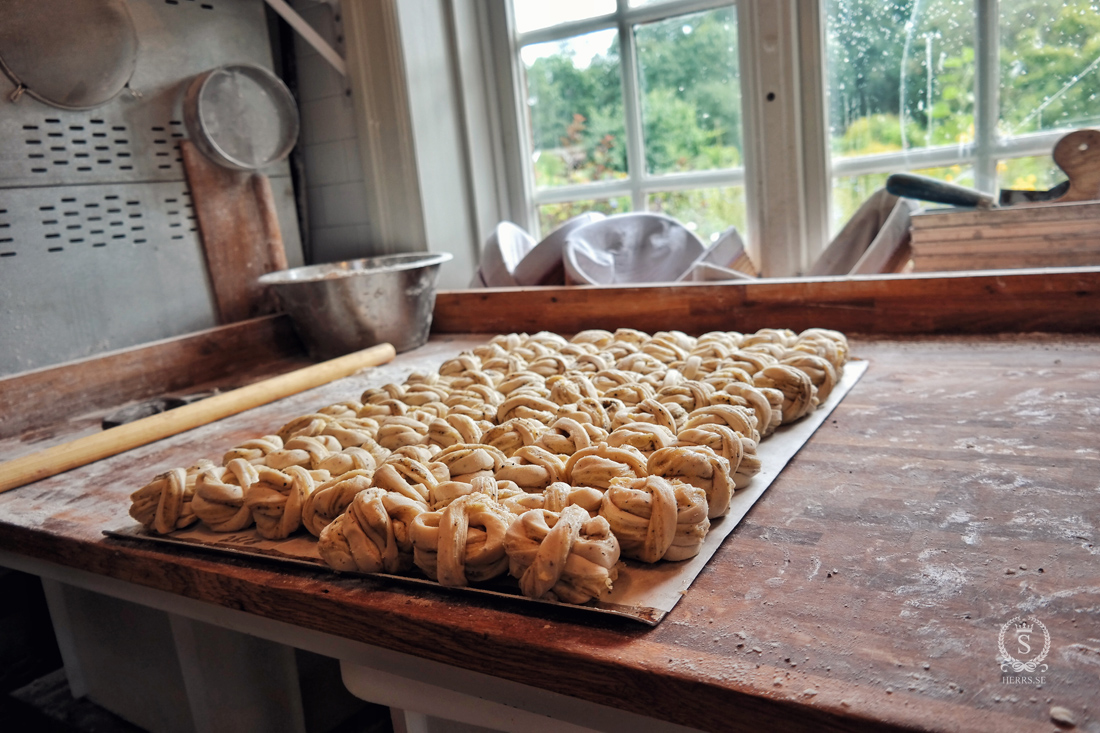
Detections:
[617, 0, 648, 212]
[974, 0, 1000, 192]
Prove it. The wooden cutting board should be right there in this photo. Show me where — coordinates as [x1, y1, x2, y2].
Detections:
[181, 140, 289, 323]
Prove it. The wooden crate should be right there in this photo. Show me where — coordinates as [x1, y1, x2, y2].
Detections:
[909, 200, 1100, 271]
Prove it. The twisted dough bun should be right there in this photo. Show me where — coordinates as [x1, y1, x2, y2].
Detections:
[753, 364, 818, 423]
[563, 443, 648, 490]
[318, 488, 427, 574]
[494, 445, 566, 490]
[435, 443, 507, 483]
[647, 445, 733, 519]
[275, 413, 333, 443]
[245, 465, 327, 540]
[602, 381, 656, 407]
[605, 422, 676, 456]
[499, 481, 604, 518]
[376, 415, 431, 451]
[481, 417, 547, 457]
[497, 392, 559, 424]
[321, 417, 380, 449]
[192, 458, 259, 532]
[610, 398, 678, 433]
[265, 435, 342, 471]
[301, 468, 374, 537]
[718, 384, 774, 438]
[427, 413, 488, 449]
[534, 417, 607, 456]
[684, 404, 760, 443]
[430, 475, 524, 511]
[555, 398, 613, 431]
[222, 435, 283, 466]
[675, 424, 759, 489]
[599, 475, 709, 562]
[503, 505, 620, 603]
[129, 460, 213, 534]
[781, 354, 838, 402]
[656, 381, 714, 414]
[372, 455, 442, 505]
[357, 398, 408, 420]
[315, 446, 376, 476]
[546, 373, 599, 405]
[409, 493, 514, 586]
[527, 353, 573, 378]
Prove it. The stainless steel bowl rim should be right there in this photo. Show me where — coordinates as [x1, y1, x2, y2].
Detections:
[258, 252, 453, 286]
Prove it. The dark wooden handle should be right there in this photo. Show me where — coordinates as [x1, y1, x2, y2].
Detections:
[886, 173, 994, 209]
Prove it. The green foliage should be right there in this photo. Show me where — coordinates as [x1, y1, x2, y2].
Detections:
[525, 6, 742, 197]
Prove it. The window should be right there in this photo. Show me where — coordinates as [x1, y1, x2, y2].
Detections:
[827, 0, 1100, 232]
[510, 0, 747, 245]
[500, 0, 1097, 273]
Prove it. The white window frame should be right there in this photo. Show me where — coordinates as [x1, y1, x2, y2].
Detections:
[485, 0, 1087, 277]
[487, 0, 828, 276]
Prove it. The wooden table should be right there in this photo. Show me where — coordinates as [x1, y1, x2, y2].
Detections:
[2, 325, 1098, 733]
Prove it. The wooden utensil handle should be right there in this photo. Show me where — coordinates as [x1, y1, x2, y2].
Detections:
[0, 342, 396, 494]
[1053, 129, 1100, 203]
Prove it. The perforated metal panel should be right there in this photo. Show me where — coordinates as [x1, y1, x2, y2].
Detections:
[0, 183, 218, 374]
[0, 0, 304, 376]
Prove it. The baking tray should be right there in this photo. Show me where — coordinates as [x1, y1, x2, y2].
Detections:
[107, 360, 867, 625]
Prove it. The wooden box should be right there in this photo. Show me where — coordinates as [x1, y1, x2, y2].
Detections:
[909, 200, 1100, 271]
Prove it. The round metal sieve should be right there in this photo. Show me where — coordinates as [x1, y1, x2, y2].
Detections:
[183, 63, 300, 171]
[0, 0, 138, 110]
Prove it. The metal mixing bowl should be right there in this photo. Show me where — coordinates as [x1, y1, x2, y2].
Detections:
[258, 252, 452, 359]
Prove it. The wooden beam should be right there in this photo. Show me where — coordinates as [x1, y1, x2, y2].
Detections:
[432, 267, 1100, 336]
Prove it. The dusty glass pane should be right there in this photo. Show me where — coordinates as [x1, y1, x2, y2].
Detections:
[831, 164, 974, 233]
[647, 187, 746, 244]
[522, 31, 627, 190]
[999, 0, 1100, 136]
[537, 197, 632, 238]
[826, 0, 976, 159]
[997, 155, 1066, 193]
[512, 0, 616, 34]
[635, 7, 742, 175]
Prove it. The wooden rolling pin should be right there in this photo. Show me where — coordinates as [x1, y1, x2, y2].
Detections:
[0, 342, 396, 494]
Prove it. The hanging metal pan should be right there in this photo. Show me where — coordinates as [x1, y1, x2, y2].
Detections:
[183, 63, 300, 171]
[0, 0, 138, 110]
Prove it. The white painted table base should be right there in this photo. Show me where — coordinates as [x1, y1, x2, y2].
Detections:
[6, 550, 703, 733]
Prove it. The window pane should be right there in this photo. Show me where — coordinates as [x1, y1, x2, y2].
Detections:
[647, 187, 746, 244]
[997, 155, 1065, 193]
[512, 0, 616, 34]
[537, 197, 631, 238]
[635, 7, 742, 175]
[999, 0, 1100, 136]
[831, 164, 974, 233]
[522, 31, 627, 189]
[826, 0, 975, 158]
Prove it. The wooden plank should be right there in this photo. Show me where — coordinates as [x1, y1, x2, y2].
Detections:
[181, 141, 289, 324]
[912, 252, 1100, 272]
[910, 217, 1100, 244]
[912, 237, 1100, 254]
[0, 315, 306, 441]
[432, 268, 1100, 336]
[910, 200, 1100, 230]
[1, 335, 1098, 733]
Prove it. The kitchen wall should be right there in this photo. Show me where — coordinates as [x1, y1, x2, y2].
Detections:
[288, 0, 376, 265]
[0, 0, 304, 376]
